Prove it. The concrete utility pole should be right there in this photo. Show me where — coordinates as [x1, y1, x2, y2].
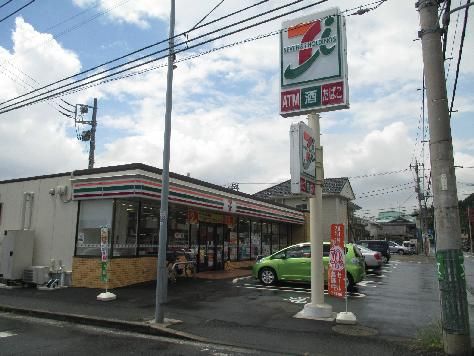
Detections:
[301, 113, 332, 319]
[411, 161, 426, 250]
[416, 1, 471, 354]
[155, 0, 175, 324]
[88, 98, 98, 169]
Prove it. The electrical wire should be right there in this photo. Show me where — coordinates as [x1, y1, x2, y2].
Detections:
[0, 0, 329, 114]
[0, 0, 35, 24]
[356, 185, 416, 199]
[446, 0, 462, 81]
[449, 0, 470, 117]
[190, 0, 225, 31]
[0, 0, 15, 10]
[0, 0, 270, 109]
[356, 182, 416, 197]
[347, 169, 410, 179]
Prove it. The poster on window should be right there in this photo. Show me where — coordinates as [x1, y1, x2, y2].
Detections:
[328, 224, 345, 298]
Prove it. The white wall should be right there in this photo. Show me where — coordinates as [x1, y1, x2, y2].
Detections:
[0, 176, 78, 270]
[322, 196, 349, 242]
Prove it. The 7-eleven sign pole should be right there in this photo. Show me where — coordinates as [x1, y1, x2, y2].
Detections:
[300, 113, 333, 319]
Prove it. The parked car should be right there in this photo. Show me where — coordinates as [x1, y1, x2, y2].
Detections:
[252, 242, 365, 290]
[388, 241, 410, 255]
[403, 241, 417, 254]
[357, 240, 391, 263]
[356, 244, 383, 270]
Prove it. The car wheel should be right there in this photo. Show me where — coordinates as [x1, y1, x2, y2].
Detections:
[259, 267, 277, 285]
[398, 250, 404, 255]
[382, 255, 388, 264]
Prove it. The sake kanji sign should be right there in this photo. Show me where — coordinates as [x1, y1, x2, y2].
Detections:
[328, 224, 345, 298]
[280, 7, 349, 117]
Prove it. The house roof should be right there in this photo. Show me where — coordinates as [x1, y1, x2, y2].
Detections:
[253, 177, 353, 200]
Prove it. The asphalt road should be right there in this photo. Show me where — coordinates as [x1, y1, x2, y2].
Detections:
[0, 254, 472, 355]
[0, 312, 273, 356]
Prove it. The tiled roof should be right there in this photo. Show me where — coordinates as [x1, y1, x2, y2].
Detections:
[253, 177, 350, 200]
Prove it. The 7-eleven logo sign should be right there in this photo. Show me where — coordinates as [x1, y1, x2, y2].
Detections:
[279, 8, 348, 117]
[283, 16, 337, 81]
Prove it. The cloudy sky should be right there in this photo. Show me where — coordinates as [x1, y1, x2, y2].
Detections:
[0, 0, 472, 219]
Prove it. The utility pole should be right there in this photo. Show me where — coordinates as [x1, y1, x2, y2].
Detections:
[59, 98, 98, 169]
[416, 1, 471, 354]
[411, 161, 426, 252]
[155, 0, 175, 324]
[88, 98, 98, 169]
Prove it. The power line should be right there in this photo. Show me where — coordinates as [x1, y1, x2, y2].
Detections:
[0, 0, 271, 109]
[445, 0, 462, 81]
[355, 182, 416, 197]
[0, 0, 35, 24]
[448, 0, 470, 117]
[0, 0, 330, 114]
[0, 0, 15, 10]
[355, 185, 416, 199]
[347, 168, 410, 179]
[190, 0, 226, 31]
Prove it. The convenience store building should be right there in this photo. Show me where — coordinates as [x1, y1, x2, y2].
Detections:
[0, 163, 305, 288]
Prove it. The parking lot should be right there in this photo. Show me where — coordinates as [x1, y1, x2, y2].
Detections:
[219, 255, 448, 337]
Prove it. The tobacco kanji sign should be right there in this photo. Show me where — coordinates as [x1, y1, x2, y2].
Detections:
[280, 8, 349, 117]
[328, 224, 345, 298]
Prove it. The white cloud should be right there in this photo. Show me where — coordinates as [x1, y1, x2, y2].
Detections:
[0, 18, 87, 179]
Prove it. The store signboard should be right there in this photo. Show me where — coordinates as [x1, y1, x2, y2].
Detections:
[280, 7, 349, 117]
[290, 121, 316, 195]
[328, 224, 345, 298]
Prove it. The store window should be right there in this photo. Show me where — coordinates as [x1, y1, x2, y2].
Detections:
[229, 224, 238, 262]
[138, 201, 159, 256]
[271, 223, 280, 253]
[251, 221, 261, 259]
[189, 224, 199, 259]
[261, 222, 271, 256]
[76, 200, 113, 256]
[113, 199, 139, 257]
[168, 206, 189, 252]
[238, 217, 250, 260]
[280, 224, 289, 249]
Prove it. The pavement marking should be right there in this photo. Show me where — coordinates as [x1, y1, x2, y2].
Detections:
[284, 296, 309, 304]
[0, 331, 17, 338]
[232, 276, 252, 284]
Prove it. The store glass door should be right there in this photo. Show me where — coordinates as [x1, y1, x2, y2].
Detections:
[198, 223, 224, 271]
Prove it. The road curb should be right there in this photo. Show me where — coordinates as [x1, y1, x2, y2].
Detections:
[0, 304, 209, 343]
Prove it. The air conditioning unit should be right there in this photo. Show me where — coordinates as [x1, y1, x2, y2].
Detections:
[23, 266, 49, 285]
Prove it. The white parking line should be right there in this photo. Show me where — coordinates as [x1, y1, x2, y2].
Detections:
[0, 331, 17, 338]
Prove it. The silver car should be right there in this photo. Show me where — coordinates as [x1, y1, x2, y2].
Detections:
[388, 241, 410, 255]
[357, 244, 383, 270]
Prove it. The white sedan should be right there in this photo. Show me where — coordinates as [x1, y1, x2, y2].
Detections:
[356, 244, 383, 270]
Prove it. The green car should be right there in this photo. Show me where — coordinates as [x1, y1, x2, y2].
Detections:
[252, 242, 365, 289]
